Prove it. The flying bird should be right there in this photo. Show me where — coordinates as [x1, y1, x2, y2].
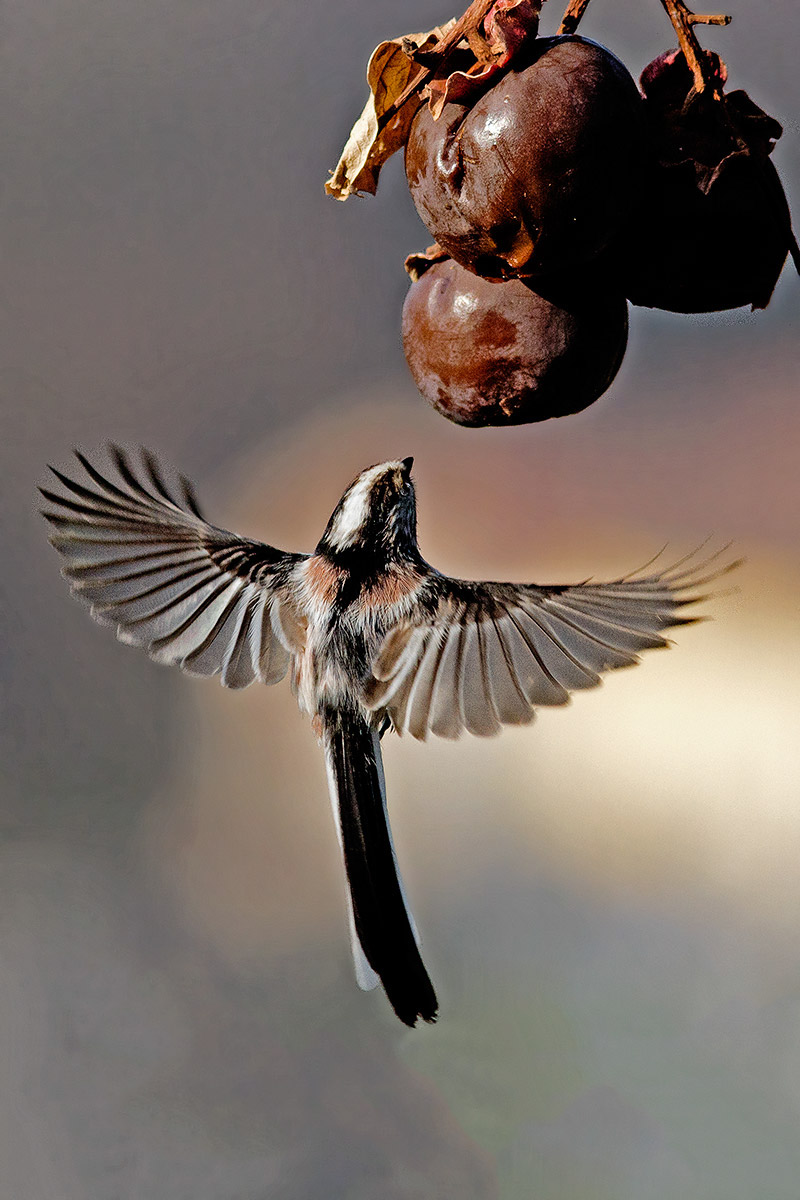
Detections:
[40, 447, 735, 1026]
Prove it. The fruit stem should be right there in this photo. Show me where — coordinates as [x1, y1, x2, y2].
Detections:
[658, 0, 730, 98]
[557, 0, 592, 36]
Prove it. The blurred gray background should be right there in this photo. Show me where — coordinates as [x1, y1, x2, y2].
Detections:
[2, 0, 799, 1196]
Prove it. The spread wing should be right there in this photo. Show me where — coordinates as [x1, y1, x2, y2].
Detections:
[40, 446, 306, 689]
[365, 549, 739, 741]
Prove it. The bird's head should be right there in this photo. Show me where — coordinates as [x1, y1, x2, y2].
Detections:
[317, 457, 418, 561]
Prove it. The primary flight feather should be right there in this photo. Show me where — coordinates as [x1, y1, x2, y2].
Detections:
[40, 446, 736, 1026]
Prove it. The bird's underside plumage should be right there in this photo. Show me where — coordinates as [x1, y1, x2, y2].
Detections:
[40, 446, 738, 1026]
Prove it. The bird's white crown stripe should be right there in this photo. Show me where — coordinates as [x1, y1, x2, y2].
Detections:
[327, 462, 407, 550]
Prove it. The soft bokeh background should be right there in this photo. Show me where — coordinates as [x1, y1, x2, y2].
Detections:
[2, 0, 799, 1195]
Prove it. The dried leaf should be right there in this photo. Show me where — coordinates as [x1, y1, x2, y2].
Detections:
[326, 24, 455, 201]
[426, 0, 541, 119]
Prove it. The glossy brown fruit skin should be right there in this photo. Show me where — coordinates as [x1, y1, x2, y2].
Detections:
[402, 258, 628, 427]
[404, 36, 645, 282]
[621, 50, 791, 312]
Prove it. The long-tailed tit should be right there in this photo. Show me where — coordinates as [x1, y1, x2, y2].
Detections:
[40, 447, 736, 1026]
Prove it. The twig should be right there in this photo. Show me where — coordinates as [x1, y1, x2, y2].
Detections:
[659, 0, 730, 97]
[558, 0, 593, 36]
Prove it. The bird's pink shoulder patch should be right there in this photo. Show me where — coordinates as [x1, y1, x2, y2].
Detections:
[304, 555, 345, 605]
[360, 564, 423, 611]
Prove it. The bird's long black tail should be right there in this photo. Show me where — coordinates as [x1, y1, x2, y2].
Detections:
[322, 708, 438, 1027]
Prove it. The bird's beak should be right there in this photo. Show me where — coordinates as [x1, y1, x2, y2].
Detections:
[401, 456, 414, 476]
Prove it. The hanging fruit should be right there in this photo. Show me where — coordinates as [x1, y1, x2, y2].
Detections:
[617, 48, 792, 312]
[404, 36, 645, 282]
[402, 249, 628, 426]
[327, 0, 798, 427]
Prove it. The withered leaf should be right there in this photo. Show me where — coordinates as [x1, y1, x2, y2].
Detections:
[325, 24, 455, 201]
[427, 0, 542, 118]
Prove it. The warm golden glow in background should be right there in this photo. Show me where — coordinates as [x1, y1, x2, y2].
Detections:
[2, 0, 799, 1195]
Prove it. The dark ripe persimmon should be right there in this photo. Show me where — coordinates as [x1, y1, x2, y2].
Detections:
[621, 49, 791, 312]
[402, 257, 628, 427]
[404, 37, 645, 283]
